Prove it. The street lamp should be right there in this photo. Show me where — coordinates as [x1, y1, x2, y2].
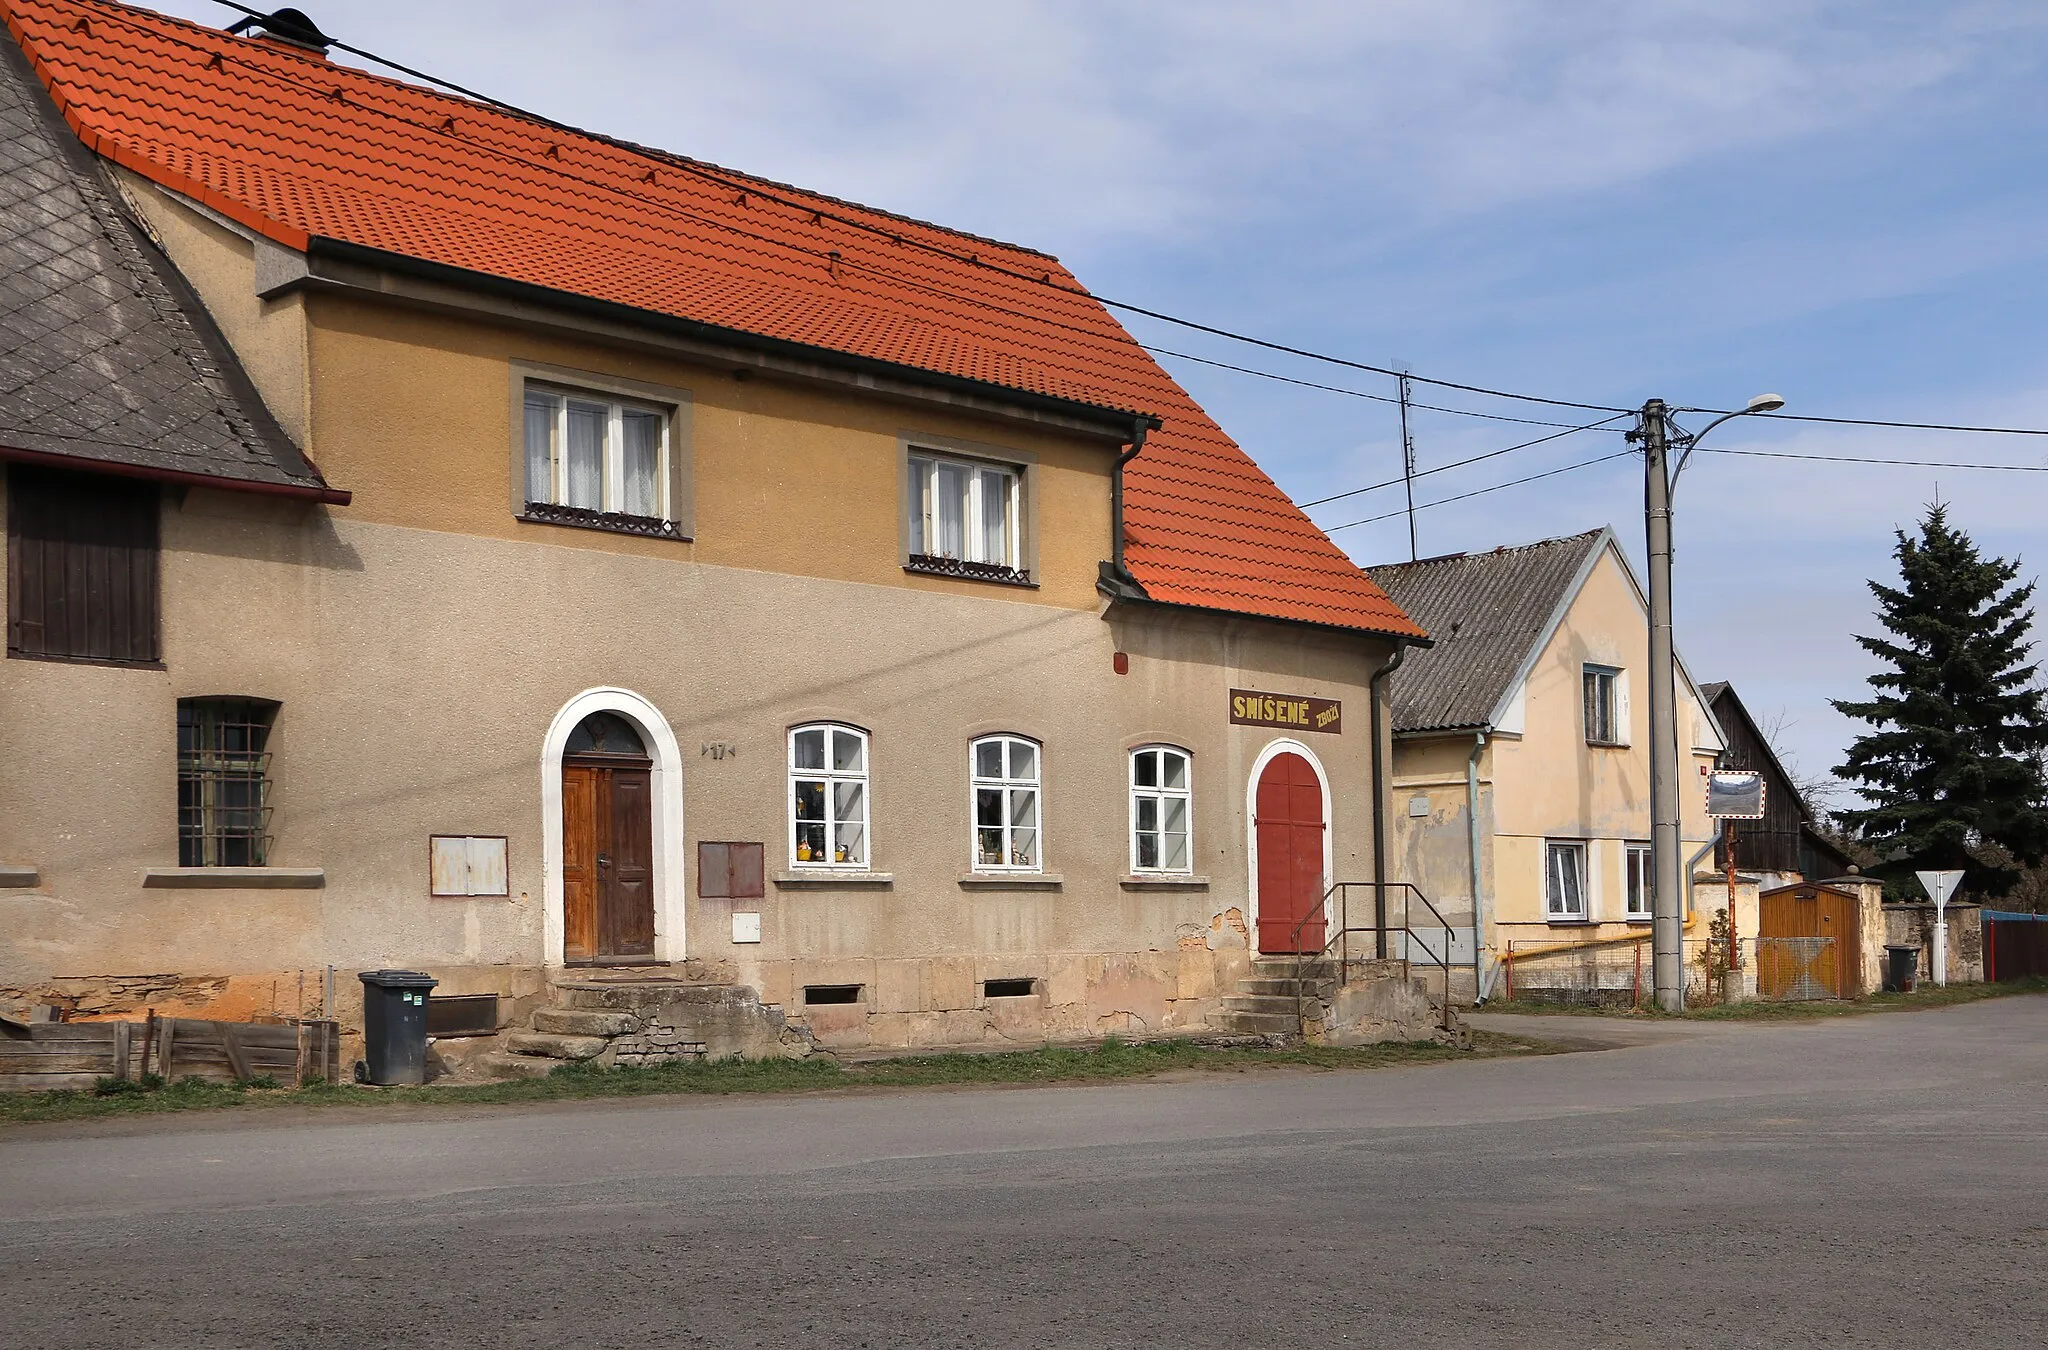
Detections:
[1635, 391, 1785, 1012]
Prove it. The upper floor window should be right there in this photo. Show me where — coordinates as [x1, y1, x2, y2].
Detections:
[1545, 839, 1588, 922]
[6, 466, 159, 666]
[972, 735, 1040, 871]
[1583, 665, 1627, 746]
[522, 384, 677, 535]
[907, 451, 1027, 584]
[790, 724, 868, 868]
[1130, 746, 1192, 873]
[178, 698, 277, 866]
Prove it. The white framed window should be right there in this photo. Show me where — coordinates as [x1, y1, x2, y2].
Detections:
[1130, 746, 1192, 873]
[789, 724, 869, 869]
[1625, 843, 1653, 921]
[523, 384, 671, 520]
[971, 735, 1040, 871]
[908, 452, 1020, 571]
[1583, 665, 1627, 746]
[1545, 840, 1588, 921]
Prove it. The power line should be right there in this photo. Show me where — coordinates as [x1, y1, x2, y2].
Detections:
[1323, 451, 1638, 534]
[1698, 447, 2048, 471]
[1299, 414, 1629, 509]
[1682, 407, 2048, 438]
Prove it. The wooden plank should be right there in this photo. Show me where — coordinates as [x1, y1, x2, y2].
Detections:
[0, 1072, 105, 1093]
[155, 1017, 175, 1079]
[228, 1024, 301, 1050]
[0, 1040, 119, 1060]
[113, 1020, 131, 1081]
[217, 1022, 253, 1081]
[18, 1023, 121, 1043]
[0, 1052, 114, 1073]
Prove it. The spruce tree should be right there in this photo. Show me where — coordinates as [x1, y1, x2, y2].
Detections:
[1832, 505, 2048, 895]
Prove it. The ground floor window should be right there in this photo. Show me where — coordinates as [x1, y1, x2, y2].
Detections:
[790, 724, 868, 867]
[177, 698, 277, 866]
[972, 735, 1040, 870]
[1625, 843, 1653, 920]
[1130, 745, 1191, 873]
[1545, 840, 1588, 921]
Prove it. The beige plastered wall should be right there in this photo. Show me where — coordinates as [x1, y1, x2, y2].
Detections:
[1389, 546, 1722, 996]
[1, 179, 1400, 1049]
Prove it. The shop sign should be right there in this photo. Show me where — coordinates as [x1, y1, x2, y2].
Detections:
[1229, 688, 1342, 735]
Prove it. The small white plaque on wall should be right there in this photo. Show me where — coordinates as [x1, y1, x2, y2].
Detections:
[731, 912, 762, 944]
[431, 836, 509, 897]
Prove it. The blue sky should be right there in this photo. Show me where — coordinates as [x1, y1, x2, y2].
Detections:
[155, 1, 2048, 804]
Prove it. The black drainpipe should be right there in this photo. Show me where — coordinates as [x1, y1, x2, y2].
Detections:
[1111, 418, 1155, 574]
[1368, 642, 1409, 958]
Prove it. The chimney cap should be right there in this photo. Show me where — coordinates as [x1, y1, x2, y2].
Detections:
[226, 8, 334, 56]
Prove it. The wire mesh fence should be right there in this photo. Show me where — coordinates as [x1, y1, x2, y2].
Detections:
[1500, 934, 1845, 1007]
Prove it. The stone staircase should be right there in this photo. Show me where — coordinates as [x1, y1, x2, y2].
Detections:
[1216, 956, 1466, 1045]
[478, 975, 807, 1080]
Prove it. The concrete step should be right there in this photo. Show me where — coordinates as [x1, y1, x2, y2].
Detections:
[475, 1052, 557, 1081]
[1252, 959, 1340, 980]
[1223, 994, 1306, 1015]
[1236, 977, 1336, 997]
[505, 1031, 609, 1061]
[533, 1008, 640, 1037]
[1212, 1010, 1302, 1035]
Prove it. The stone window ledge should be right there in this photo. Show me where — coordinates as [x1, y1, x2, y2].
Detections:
[772, 871, 894, 888]
[958, 873, 1063, 890]
[1119, 874, 1210, 891]
[142, 867, 326, 889]
[0, 863, 39, 888]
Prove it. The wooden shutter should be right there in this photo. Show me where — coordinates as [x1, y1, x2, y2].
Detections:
[6, 466, 161, 664]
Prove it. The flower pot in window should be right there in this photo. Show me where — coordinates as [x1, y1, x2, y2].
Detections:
[797, 841, 813, 863]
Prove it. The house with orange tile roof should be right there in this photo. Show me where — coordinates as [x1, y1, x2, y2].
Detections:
[0, 2, 1436, 1067]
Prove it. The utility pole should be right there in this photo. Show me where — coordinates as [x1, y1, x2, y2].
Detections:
[1639, 399, 1685, 1011]
[1399, 372, 1418, 562]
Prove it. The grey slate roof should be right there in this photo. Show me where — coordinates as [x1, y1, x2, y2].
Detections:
[1365, 529, 1607, 734]
[0, 41, 334, 497]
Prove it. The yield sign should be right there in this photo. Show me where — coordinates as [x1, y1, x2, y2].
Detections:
[1916, 870, 1965, 909]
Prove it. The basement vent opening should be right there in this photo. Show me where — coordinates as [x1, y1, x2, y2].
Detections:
[803, 984, 863, 1006]
[983, 978, 1037, 999]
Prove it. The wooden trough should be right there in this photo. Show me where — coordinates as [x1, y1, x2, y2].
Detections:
[0, 1014, 342, 1093]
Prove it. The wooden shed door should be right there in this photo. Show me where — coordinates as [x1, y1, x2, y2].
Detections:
[1758, 885, 1858, 998]
[562, 760, 656, 963]
[1255, 753, 1326, 954]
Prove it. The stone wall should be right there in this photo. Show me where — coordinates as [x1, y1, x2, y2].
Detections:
[1883, 903, 1985, 984]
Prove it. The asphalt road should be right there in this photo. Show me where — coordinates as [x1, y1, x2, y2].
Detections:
[3, 997, 2045, 1350]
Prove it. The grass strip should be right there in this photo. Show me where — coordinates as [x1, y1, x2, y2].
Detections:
[0, 1031, 1539, 1127]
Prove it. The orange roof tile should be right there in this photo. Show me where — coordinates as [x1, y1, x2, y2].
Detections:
[5, 0, 1424, 639]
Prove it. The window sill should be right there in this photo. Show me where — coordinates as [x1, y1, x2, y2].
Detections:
[1584, 740, 1630, 750]
[142, 867, 326, 890]
[1120, 874, 1210, 891]
[7, 649, 166, 671]
[0, 863, 39, 888]
[959, 873, 1063, 890]
[518, 502, 691, 542]
[904, 555, 1036, 588]
[772, 871, 893, 888]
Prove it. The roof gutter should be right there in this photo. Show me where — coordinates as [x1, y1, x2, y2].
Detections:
[1105, 415, 1159, 587]
[0, 444, 351, 505]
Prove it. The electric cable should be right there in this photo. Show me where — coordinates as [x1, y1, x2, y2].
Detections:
[1299, 414, 1631, 509]
[1321, 451, 1638, 534]
[1697, 447, 2048, 471]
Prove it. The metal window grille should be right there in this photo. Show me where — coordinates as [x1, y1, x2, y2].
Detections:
[177, 699, 277, 866]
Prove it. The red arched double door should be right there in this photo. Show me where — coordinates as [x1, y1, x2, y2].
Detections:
[1255, 751, 1326, 954]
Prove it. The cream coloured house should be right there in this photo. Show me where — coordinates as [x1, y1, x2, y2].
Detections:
[0, 5, 1433, 1068]
[1368, 530, 1726, 1001]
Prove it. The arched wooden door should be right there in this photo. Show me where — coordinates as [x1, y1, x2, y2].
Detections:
[561, 712, 656, 964]
[1255, 752, 1326, 954]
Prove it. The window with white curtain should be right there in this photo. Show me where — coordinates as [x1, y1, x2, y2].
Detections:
[1546, 840, 1589, 921]
[908, 451, 1021, 576]
[523, 384, 670, 521]
[789, 724, 869, 868]
[1130, 746, 1192, 874]
[971, 735, 1040, 870]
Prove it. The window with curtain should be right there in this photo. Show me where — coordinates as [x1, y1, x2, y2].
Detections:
[907, 451, 1024, 581]
[1129, 746, 1192, 874]
[971, 735, 1040, 871]
[522, 384, 671, 531]
[1545, 840, 1588, 921]
[1625, 843, 1653, 920]
[789, 724, 869, 868]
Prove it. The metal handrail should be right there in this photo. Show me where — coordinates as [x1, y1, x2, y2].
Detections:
[1285, 882, 1459, 1035]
